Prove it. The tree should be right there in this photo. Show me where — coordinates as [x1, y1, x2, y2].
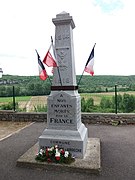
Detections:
[6, 86, 13, 97]
[81, 97, 86, 112]
[122, 93, 135, 112]
[85, 98, 94, 112]
[112, 94, 123, 111]
[100, 97, 112, 109]
[0, 86, 6, 96]
[26, 83, 35, 95]
[34, 83, 43, 95]
[86, 98, 94, 107]
[15, 86, 20, 96]
[81, 97, 94, 112]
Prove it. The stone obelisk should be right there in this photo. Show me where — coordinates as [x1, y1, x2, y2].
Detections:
[39, 12, 88, 158]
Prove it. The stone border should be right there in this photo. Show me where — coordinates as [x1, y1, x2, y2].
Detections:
[0, 111, 135, 125]
[16, 138, 101, 174]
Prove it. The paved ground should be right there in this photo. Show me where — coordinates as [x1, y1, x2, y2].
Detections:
[0, 121, 32, 141]
[0, 122, 135, 180]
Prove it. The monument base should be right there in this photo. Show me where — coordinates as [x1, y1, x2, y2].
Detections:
[39, 123, 88, 158]
[16, 138, 101, 174]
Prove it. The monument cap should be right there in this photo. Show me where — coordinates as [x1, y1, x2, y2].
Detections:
[57, 11, 70, 17]
[52, 11, 75, 29]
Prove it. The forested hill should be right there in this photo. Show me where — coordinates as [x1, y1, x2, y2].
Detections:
[77, 75, 135, 93]
[0, 75, 135, 96]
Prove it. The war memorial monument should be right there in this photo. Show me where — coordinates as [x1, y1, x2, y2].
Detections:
[39, 11, 88, 158]
[17, 12, 101, 173]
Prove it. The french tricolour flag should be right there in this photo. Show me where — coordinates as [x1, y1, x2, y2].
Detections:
[35, 49, 48, 81]
[84, 43, 96, 76]
[43, 43, 57, 67]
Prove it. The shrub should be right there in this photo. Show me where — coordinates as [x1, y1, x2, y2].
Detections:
[0, 102, 18, 110]
[34, 105, 47, 112]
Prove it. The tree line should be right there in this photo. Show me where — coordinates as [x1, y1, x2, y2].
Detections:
[0, 75, 135, 97]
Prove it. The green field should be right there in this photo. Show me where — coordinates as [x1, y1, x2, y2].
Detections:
[0, 92, 135, 110]
[1, 92, 135, 104]
[0, 96, 31, 103]
[0, 95, 47, 112]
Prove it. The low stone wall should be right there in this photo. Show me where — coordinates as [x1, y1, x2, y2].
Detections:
[0, 111, 47, 122]
[0, 110, 135, 125]
[82, 113, 135, 125]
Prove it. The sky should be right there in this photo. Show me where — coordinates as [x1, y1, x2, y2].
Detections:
[0, 0, 135, 76]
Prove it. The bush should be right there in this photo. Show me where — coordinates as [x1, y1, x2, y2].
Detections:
[81, 97, 86, 112]
[33, 105, 47, 112]
[0, 102, 18, 110]
[122, 93, 135, 113]
[100, 97, 112, 109]
[81, 97, 94, 112]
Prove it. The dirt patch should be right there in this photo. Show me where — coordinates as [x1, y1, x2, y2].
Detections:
[0, 121, 32, 140]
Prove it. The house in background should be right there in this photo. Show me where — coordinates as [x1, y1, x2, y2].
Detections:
[0, 68, 3, 78]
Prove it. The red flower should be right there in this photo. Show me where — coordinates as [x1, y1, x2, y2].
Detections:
[46, 149, 49, 157]
[61, 149, 65, 155]
[55, 156, 60, 161]
[47, 158, 52, 163]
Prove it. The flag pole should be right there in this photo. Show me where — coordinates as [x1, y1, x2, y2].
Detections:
[51, 36, 62, 86]
[47, 73, 52, 85]
[77, 69, 85, 87]
[77, 43, 96, 87]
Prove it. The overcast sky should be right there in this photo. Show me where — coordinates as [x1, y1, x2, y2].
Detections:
[0, 0, 135, 76]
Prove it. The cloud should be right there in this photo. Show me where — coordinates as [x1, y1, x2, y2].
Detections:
[0, 0, 135, 76]
[93, 0, 124, 13]
[0, 54, 27, 59]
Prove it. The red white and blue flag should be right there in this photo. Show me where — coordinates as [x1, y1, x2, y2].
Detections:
[43, 44, 57, 67]
[84, 43, 96, 76]
[35, 49, 48, 81]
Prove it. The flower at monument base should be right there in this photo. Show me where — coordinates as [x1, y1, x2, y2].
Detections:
[48, 147, 54, 151]
[47, 158, 52, 163]
[35, 145, 75, 164]
[39, 149, 44, 155]
[45, 149, 49, 157]
[55, 152, 61, 161]
[55, 151, 60, 160]
[64, 151, 69, 158]
[55, 145, 58, 149]
[60, 149, 65, 155]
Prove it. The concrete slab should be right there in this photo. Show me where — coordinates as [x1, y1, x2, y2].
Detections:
[16, 138, 101, 174]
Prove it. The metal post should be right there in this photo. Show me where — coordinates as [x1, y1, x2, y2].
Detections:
[115, 84, 117, 114]
[13, 86, 16, 111]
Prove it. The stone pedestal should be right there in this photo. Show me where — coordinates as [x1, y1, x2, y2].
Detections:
[39, 12, 88, 158]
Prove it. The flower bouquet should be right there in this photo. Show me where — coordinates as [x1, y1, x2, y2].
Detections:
[35, 145, 75, 164]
